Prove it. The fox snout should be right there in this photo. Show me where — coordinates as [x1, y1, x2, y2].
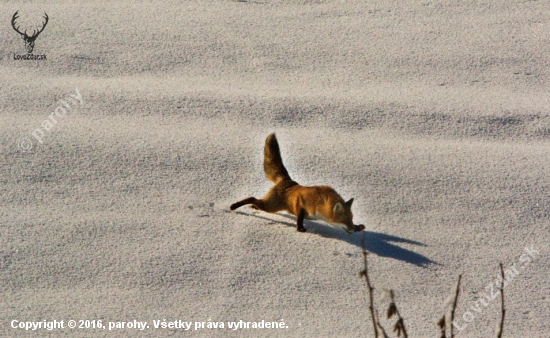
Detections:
[332, 198, 364, 234]
[342, 223, 365, 234]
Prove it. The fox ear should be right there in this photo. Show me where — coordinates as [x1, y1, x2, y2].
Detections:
[333, 202, 344, 214]
[345, 198, 354, 207]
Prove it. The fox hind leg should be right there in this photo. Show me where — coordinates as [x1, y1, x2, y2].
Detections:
[231, 195, 307, 233]
[230, 197, 275, 212]
[230, 197, 259, 211]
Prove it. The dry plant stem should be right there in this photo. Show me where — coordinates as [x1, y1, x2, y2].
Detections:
[389, 290, 408, 338]
[497, 263, 505, 338]
[437, 316, 446, 338]
[375, 309, 389, 338]
[450, 274, 462, 338]
[361, 232, 378, 338]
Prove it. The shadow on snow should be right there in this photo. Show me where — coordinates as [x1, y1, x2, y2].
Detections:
[234, 210, 437, 267]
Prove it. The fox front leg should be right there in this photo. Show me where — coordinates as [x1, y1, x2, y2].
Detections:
[296, 208, 307, 232]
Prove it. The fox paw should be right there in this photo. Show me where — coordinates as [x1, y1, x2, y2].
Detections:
[297, 227, 307, 232]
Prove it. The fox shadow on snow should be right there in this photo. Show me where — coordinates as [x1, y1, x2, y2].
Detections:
[235, 210, 436, 267]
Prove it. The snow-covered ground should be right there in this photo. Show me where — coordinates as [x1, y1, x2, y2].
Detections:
[1, 1, 549, 336]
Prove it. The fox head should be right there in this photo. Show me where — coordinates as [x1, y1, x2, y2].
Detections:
[332, 198, 365, 234]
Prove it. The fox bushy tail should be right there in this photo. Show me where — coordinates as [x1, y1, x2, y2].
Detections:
[264, 133, 291, 183]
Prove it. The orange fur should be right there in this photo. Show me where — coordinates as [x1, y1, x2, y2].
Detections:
[231, 133, 364, 233]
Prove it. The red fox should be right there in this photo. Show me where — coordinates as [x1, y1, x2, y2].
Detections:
[230, 133, 365, 234]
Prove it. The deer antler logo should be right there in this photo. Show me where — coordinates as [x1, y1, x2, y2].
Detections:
[11, 11, 49, 54]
